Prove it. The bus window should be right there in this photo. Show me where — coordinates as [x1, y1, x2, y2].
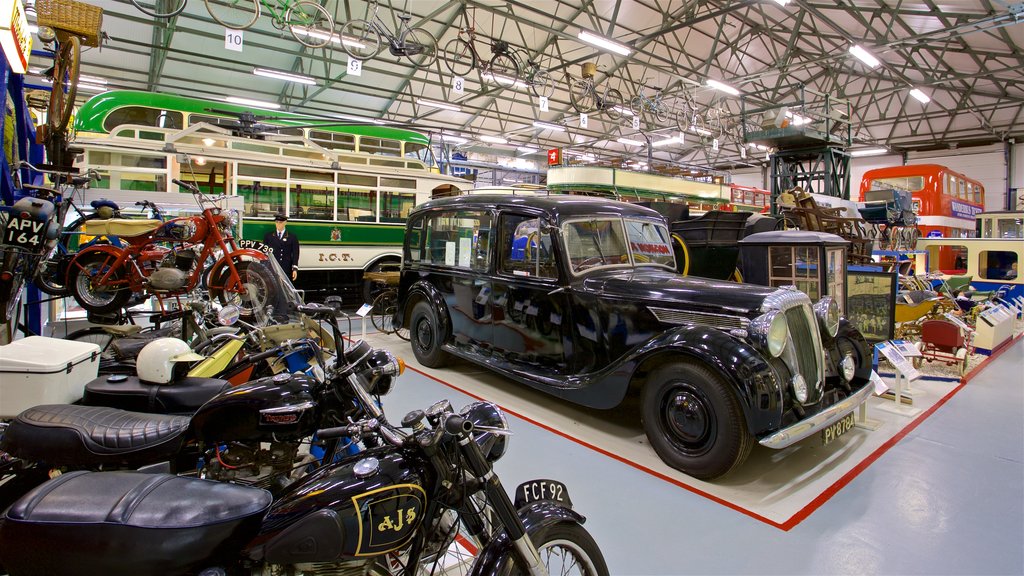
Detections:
[972, 184, 982, 203]
[995, 218, 1023, 238]
[290, 182, 334, 221]
[869, 175, 924, 193]
[103, 107, 183, 131]
[238, 179, 286, 217]
[380, 191, 416, 223]
[947, 174, 956, 195]
[405, 142, 429, 162]
[309, 130, 356, 152]
[88, 151, 167, 170]
[958, 179, 967, 199]
[360, 137, 401, 157]
[339, 188, 377, 222]
[90, 170, 167, 192]
[239, 163, 287, 180]
[979, 251, 1018, 280]
[180, 160, 228, 196]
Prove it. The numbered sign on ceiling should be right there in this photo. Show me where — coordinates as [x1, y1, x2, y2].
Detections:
[348, 57, 362, 77]
[452, 76, 465, 95]
[225, 29, 243, 52]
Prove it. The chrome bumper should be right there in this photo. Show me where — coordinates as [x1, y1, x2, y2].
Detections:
[758, 383, 874, 449]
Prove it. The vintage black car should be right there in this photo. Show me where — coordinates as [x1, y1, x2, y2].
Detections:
[396, 195, 873, 479]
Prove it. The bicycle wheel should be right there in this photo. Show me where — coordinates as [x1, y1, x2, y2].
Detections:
[530, 69, 554, 99]
[204, 0, 260, 30]
[604, 88, 624, 120]
[0, 249, 24, 326]
[370, 291, 397, 334]
[569, 78, 595, 114]
[628, 95, 644, 118]
[129, 0, 187, 18]
[287, 1, 334, 48]
[403, 27, 438, 69]
[442, 38, 476, 77]
[486, 53, 518, 85]
[47, 36, 80, 137]
[66, 327, 116, 358]
[653, 102, 669, 125]
[339, 19, 381, 60]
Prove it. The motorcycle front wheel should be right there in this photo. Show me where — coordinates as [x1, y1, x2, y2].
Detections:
[495, 522, 608, 576]
[209, 259, 274, 319]
[68, 253, 131, 314]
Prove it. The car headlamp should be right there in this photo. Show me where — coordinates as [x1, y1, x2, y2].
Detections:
[751, 310, 789, 358]
[813, 296, 841, 338]
[840, 352, 856, 382]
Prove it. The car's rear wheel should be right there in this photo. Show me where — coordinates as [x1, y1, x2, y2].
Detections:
[641, 361, 752, 479]
[409, 300, 449, 368]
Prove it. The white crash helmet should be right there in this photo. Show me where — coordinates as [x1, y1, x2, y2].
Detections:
[137, 338, 204, 384]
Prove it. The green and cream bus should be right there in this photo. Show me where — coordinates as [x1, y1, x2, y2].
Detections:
[71, 90, 468, 300]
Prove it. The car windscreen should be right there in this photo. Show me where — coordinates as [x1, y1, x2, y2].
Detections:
[563, 217, 674, 274]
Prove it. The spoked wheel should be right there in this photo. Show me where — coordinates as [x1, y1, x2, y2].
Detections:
[68, 253, 132, 314]
[530, 69, 554, 99]
[496, 522, 608, 576]
[486, 54, 518, 84]
[603, 88, 624, 120]
[404, 27, 438, 69]
[641, 361, 753, 480]
[204, 0, 261, 30]
[443, 38, 476, 77]
[370, 290, 409, 340]
[66, 327, 117, 359]
[569, 78, 595, 114]
[129, 0, 187, 18]
[47, 35, 80, 137]
[210, 260, 273, 319]
[0, 250, 25, 326]
[339, 19, 382, 60]
[286, 1, 334, 48]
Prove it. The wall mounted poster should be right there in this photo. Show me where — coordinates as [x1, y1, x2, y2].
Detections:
[847, 270, 897, 344]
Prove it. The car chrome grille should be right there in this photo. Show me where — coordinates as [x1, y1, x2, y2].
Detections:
[784, 304, 822, 396]
[648, 307, 750, 331]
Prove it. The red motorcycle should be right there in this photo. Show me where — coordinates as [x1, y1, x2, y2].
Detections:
[67, 179, 272, 315]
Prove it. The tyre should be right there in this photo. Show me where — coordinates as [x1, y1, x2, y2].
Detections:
[628, 94, 644, 118]
[530, 69, 553, 99]
[339, 19, 381, 60]
[653, 103, 669, 125]
[370, 290, 407, 340]
[287, 1, 334, 48]
[570, 78, 595, 114]
[129, 0, 187, 18]
[443, 38, 476, 77]
[48, 35, 80, 136]
[486, 54, 518, 84]
[66, 327, 116, 359]
[409, 301, 449, 368]
[33, 254, 70, 296]
[404, 27, 438, 69]
[604, 88, 623, 120]
[204, 0, 260, 30]
[641, 361, 753, 479]
[210, 260, 273, 319]
[496, 522, 608, 576]
[68, 253, 131, 314]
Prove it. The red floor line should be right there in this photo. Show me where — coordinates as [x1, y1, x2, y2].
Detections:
[405, 335, 1019, 532]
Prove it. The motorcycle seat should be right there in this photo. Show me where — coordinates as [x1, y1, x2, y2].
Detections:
[110, 324, 180, 360]
[0, 471, 271, 576]
[84, 218, 163, 237]
[83, 375, 230, 415]
[0, 404, 190, 467]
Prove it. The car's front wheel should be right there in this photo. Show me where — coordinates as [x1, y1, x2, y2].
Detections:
[641, 361, 753, 480]
[410, 301, 450, 368]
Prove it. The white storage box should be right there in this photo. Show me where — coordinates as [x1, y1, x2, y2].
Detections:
[0, 336, 101, 418]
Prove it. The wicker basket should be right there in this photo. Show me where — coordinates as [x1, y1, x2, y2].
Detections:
[581, 62, 597, 78]
[35, 0, 103, 47]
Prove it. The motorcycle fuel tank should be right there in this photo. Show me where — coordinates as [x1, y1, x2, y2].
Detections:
[248, 448, 428, 564]
[191, 372, 318, 442]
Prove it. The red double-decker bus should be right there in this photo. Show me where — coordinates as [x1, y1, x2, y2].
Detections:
[860, 164, 985, 270]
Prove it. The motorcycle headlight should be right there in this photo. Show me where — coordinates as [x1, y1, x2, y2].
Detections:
[358, 348, 404, 396]
[751, 310, 789, 357]
[460, 401, 510, 463]
[814, 296, 840, 338]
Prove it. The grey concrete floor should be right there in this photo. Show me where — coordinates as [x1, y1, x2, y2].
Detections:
[380, 337, 1024, 576]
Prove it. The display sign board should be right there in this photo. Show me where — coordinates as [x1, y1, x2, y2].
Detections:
[943, 312, 973, 332]
[0, 0, 31, 73]
[347, 57, 362, 76]
[225, 28, 243, 52]
[876, 341, 921, 381]
[951, 200, 983, 220]
[538, 96, 548, 112]
[547, 148, 561, 165]
[452, 76, 465, 94]
[891, 339, 921, 357]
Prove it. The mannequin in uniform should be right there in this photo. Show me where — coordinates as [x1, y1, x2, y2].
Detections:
[264, 213, 299, 281]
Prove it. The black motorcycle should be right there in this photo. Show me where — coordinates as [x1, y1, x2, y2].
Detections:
[0, 359, 608, 576]
[0, 303, 395, 510]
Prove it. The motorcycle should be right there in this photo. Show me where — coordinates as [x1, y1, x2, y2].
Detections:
[66, 178, 270, 316]
[0, 302, 395, 511]
[0, 366, 608, 576]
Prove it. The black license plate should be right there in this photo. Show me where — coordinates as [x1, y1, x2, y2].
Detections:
[821, 412, 857, 446]
[514, 479, 572, 509]
[4, 217, 45, 248]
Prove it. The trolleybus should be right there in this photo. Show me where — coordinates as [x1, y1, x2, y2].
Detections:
[70, 91, 468, 300]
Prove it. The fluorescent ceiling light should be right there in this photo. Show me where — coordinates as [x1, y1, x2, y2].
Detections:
[480, 135, 508, 144]
[202, 138, 216, 146]
[850, 147, 889, 157]
[481, 70, 527, 89]
[77, 83, 107, 92]
[613, 106, 635, 117]
[225, 96, 281, 110]
[849, 45, 880, 68]
[440, 135, 468, 145]
[79, 74, 107, 85]
[291, 28, 340, 45]
[706, 79, 740, 96]
[617, 137, 645, 146]
[418, 98, 462, 112]
[652, 136, 680, 147]
[253, 68, 316, 85]
[772, 0, 790, 4]
[533, 121, 565, 132]
[909, 88, 931, 104]
[691, 126, 712, 136]
[577, 30, 631, 56]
